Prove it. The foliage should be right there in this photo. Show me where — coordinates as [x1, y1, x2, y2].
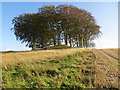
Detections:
[12, 5, 101, 50]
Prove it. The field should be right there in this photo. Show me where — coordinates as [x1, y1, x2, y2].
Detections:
[1, 48, 119, 88]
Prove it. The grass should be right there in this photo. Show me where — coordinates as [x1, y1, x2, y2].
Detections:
[2, 48, 90, 68]
[46, 45, 70, 49]
[2, 48, 118, 88]
[2, 50, 96, 88]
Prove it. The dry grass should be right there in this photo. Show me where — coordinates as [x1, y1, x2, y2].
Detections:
[93, 49, 118, 88]
[2, 48, 90, 68]
[2, 48, 119, 88]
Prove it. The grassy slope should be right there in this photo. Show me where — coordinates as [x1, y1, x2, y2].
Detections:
[2, 48, 118, 88]
[2, 50, 96, 88]
[2, 48, 89, 68]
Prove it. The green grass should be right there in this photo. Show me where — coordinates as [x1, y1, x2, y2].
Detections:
[2, 51, 96, 88]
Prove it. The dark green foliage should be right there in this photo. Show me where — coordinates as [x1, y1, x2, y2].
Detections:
[12, 5, 101, 50]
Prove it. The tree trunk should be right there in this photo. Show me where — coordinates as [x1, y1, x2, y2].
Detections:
[32, 41, 36, 50]
[79, 35, 83, 48]
[32, 35, 36, 50]
[69, 36, 72, 48]
[53, 39, 56, 46]
[58, 33, 61, 46]
[76, 36, 79, 47]
[58, 39, 61, 46]
[77, 42, 79, 47]
[83, 38, 85, 48]
[65, 35, 68, 45]
[70, 41, 72, 48]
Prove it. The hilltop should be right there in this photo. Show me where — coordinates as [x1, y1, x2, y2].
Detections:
[2, 48, 119, 88]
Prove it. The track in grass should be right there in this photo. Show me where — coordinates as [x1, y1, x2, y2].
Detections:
[93, 49, 118, 88]
[2, 48, 119, 88]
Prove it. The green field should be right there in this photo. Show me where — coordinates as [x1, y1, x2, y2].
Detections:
[2, 48, 119, 88]
[2, 51, 96, 88]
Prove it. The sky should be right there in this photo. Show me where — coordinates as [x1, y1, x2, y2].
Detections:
[1, 2, 118, 51]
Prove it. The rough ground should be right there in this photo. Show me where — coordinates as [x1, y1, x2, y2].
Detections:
[2, 48, 119, 88]
[93, 49, 119, 88]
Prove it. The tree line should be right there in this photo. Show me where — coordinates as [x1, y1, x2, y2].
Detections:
[12, 5, 101, 50]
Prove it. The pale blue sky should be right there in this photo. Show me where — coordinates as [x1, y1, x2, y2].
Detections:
[1, 2, 118, 51]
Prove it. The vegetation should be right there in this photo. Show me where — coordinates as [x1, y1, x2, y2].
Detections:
[2, 48, 88, 68]
[2, 51, 96, 88]
[12, 5, 101, 50]
[2, 48, 119, 88]
[46, 45, 70, 49]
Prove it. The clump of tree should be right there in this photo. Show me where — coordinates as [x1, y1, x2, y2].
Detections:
[12, 5, 101, 50]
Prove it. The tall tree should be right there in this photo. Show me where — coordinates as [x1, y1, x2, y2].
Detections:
[12, 13, 49, 50]
[12, 5, 101, 50]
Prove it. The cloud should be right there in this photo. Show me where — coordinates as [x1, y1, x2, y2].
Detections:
[0, 46, 31, 51]
[94, 37, 118, 49]
[22, 47, 31, 51]
[0, 47, 13, 51]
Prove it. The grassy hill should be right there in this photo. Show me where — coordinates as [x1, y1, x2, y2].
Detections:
[2, 48, 119, 88]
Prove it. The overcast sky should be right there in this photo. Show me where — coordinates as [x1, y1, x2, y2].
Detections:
[1, 1, 118, 51]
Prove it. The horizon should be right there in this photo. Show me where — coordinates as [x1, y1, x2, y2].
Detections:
[0, 47, 119, 53]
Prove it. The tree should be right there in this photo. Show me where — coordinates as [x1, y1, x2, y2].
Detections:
[12, 5, 101, 50]
[39, 5, 62, 46]
[12, 13, 49, 50]
[56, 5, 101, 48]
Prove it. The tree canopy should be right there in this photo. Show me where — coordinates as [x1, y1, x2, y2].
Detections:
[12, 5, 101, 50]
